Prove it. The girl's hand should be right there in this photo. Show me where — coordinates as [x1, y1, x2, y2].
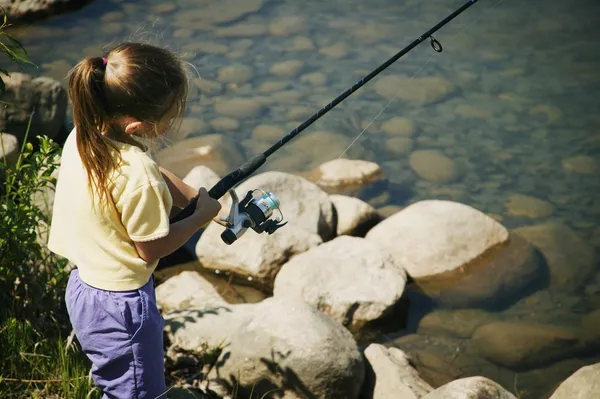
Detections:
[193, 187, 222, 225]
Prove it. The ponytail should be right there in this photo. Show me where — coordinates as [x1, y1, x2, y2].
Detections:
[67, 57, 120, 213]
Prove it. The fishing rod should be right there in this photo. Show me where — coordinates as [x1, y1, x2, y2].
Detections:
[170, 0, 480, 245]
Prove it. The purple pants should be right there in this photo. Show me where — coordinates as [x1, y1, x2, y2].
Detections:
[65, 268, 167, 398]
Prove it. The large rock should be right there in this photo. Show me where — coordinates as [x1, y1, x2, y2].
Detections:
[155, 271, 225, 313]
[308, 158, 388, 197]
[0, 133, 19, 166]
[417, 309, 497, 339]
[0, 0, 92, 23]
[365, 200, 510, 299]
[195, 222, 322, 289]
[514, 222, 597, 292]
[548, 363, 600, 399]
[155, 134, 245, 178]
[361, 344, 433, 399]
[182, 165, 221, 191]
[471, 321, 585, 370]
[273, 236, 408, 333]
[422, 377, 517, 399]
[0, 72, 67, 143]
[164, 297, 365, 398]
[330, 194, 382, 237]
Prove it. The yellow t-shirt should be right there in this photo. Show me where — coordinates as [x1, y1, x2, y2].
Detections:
[48, 129, 173, 291]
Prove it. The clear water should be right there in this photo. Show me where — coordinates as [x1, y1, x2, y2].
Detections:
[4, 0, 600, 398]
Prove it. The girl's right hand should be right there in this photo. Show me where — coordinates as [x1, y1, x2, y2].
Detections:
[193, 187, 222, 224]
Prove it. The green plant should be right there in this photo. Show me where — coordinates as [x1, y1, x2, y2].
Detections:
[0, 5, 36, 96]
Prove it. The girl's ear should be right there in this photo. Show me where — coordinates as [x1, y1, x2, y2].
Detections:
[123, 120, 143, 135]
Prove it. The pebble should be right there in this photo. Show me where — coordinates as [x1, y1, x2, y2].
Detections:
[319, 42, 349, 59]
[562, 155, 598, 175]
[454, 104, 492, 119]
[216, 23, 266, 37]
[528, 104, 563, 124]
[258, 81, 288, 93]
[216, 64, 254, 84]
[291, 36, 316, 51]
[409, 150, 463, 183]
[252, 125, 285, 141]
[380, 117, 415, 136]
[300, 72, 327, 86]
[505, 194, 553, 219]
[210, 117, 240, 131]
[287, 106, 315, 120]
[374, 75, 456, 105]
[214, 98, 263, 118]
[270, 60, 304, 77]
[269, 16, 306, 36]
[385, 137, 414, 155]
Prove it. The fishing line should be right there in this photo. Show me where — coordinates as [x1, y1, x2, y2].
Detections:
[319, 0, 507, 184]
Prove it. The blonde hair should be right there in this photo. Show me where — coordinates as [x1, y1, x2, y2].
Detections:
[67, 42, 188, 211]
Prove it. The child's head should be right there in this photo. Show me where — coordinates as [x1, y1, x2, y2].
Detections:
[67, 42, 189, 210]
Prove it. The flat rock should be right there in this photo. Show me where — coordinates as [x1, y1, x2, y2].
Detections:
[514, 222, 597, 292]
[380, 117, 415, 136]
[422, 376, 517, 399]
[0, 72, 67, 144]
[505, 194, 553, 219]
[213, 98, 263, 118]
[216, 64, 253, 84]
[362, 344, 433, 399]
[273, 236, 408, 333]
[330, 194, 382, 236]
[471, 321, 585, 370]
[562, 155, 598, 175]
[309, 158, 388, 197]
[155, 134, 245, 178]
[365, 200, 510, 296]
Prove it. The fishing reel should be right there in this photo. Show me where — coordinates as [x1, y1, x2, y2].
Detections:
[218, 189, 287, 245]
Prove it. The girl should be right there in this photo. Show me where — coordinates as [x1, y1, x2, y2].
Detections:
[47, 42, 222, 398]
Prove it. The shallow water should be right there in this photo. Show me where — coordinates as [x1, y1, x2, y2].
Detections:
[5, 0, 600, 397]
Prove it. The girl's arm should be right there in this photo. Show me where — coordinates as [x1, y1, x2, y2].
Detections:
[160, 166, 229, 226]
[159, 166, 197, 209]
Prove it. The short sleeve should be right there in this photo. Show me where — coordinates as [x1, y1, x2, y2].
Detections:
[119, 180, 173, 242]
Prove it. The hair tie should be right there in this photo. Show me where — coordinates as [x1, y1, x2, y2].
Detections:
[102, 57, 108, 67]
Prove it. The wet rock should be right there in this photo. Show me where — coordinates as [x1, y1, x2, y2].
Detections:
[514, 222, 597, 291]
[155, 271, 225, 312]
[422, 376, 517, 399]
[581, 309, 600, 345]
[362, 344, 434, 399]
[365, 200, 510, 296]
[193, 78, 223, 95]
[386, 137, 414, 155]
[175, 0, 264, 25]
[505, 194, 553, 219]
[455, 104, 492, 119]
[320, 42, 349, 59]
[381, 116, 416, 136]
[183, 41, 229, 55]
[374, 75, 456, 106]
[330, 194, 382, 236]
[172, 117, 209, 140]
[257, 81, 287, 93]
[213, 98, 263, 118]
[273, 236, 407, 333]
[182, 165, 221, 191]
[471, 321, 584, 370]
[287, 105, 314, 120]
[549, 363, 600, 399]
[0, 0, 92, 23]
[291, 36, 315, 51]
[417, 309, 497, 339]
[269, 60, 304, 77]
[435, 233, 545, 309]
[528, 104, 563, 124]
[300, 72, 327, 85]
[252, 124, 285, 141]
[216, 64, 253, 84]
[209, 117, 239, 131]
[562, 155, 598, 175]
[0, 133, 19, 166]
[215, 23, 266, 37]
[409, 150, 464, 183]
[0, 72, 67, 144]
[268, 16, 306, 36]
[309, 158, 387, 196]
[155, 134, 245, 178]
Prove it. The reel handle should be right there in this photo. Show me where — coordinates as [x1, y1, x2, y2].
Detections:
[169, 155, 266, 224]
